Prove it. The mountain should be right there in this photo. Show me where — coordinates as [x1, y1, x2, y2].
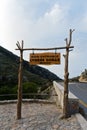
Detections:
[0, 46, 61, 98]
[79, 69, 87, 82]
[69, 69, 87, 82]
[69, 76, 80, 82]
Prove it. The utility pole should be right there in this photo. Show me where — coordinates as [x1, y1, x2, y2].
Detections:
[16, 40, 23, 119]
[63, 29, 75, 118]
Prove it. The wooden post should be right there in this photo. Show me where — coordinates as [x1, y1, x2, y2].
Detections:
[15, 35, 74, 119]
[16, 40, 24, 119]
[63, 29, 75, 118]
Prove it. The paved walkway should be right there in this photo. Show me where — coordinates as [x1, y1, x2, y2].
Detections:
[0, 102, 82, 130]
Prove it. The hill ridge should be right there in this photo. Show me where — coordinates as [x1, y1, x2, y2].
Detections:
[0, 46, 62, 99]
[0, 45, 61, 83]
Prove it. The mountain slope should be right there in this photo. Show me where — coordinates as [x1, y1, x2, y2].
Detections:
[79, 69, 87, 82]
[69, 69, 87, 82]
[0, 46, 61, 97]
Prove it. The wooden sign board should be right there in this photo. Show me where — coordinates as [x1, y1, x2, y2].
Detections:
[30, 52, 61, 65]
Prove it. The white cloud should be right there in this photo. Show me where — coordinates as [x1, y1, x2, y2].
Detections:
[44, 4, 63, 24]
[81, 13, 87, 31]
[0, 0, 87, 78]
[24, 3, 68, 48]
[0, 1, 68, 49]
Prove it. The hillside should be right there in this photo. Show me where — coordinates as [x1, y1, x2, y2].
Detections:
[69, 69, 87, 82]
[0, 46, 61, 99]
[79, 69, 87, 82]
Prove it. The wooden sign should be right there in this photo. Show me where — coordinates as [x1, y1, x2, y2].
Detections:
[30, 52, 61, 65]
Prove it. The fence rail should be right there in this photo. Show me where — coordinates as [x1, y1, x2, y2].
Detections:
[0, 93, 57, 96]
[0, 93, 57, 101]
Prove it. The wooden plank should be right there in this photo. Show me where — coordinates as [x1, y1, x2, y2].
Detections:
[16, 46, 74, 51]
[30, 52, 60, 65]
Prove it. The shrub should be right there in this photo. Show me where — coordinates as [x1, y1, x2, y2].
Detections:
[22, 82, 39, 93]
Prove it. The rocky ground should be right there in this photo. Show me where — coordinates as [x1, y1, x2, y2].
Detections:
[0, 102, 82, 130]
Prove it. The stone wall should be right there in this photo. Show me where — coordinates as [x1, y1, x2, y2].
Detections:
[53, 81, 79, 115]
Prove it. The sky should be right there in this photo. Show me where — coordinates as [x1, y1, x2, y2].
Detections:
[0, 0, 87, 79]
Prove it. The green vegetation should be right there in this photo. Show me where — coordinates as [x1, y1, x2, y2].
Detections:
[69, 76, 80, 82]
[0, 46, 61, 100]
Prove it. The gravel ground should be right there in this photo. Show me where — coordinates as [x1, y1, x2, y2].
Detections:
[0, 102, 82, 130]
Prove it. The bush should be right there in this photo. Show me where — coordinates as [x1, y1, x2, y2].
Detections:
[22, 82, 39, 93]
[0, 85, 11, 94]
